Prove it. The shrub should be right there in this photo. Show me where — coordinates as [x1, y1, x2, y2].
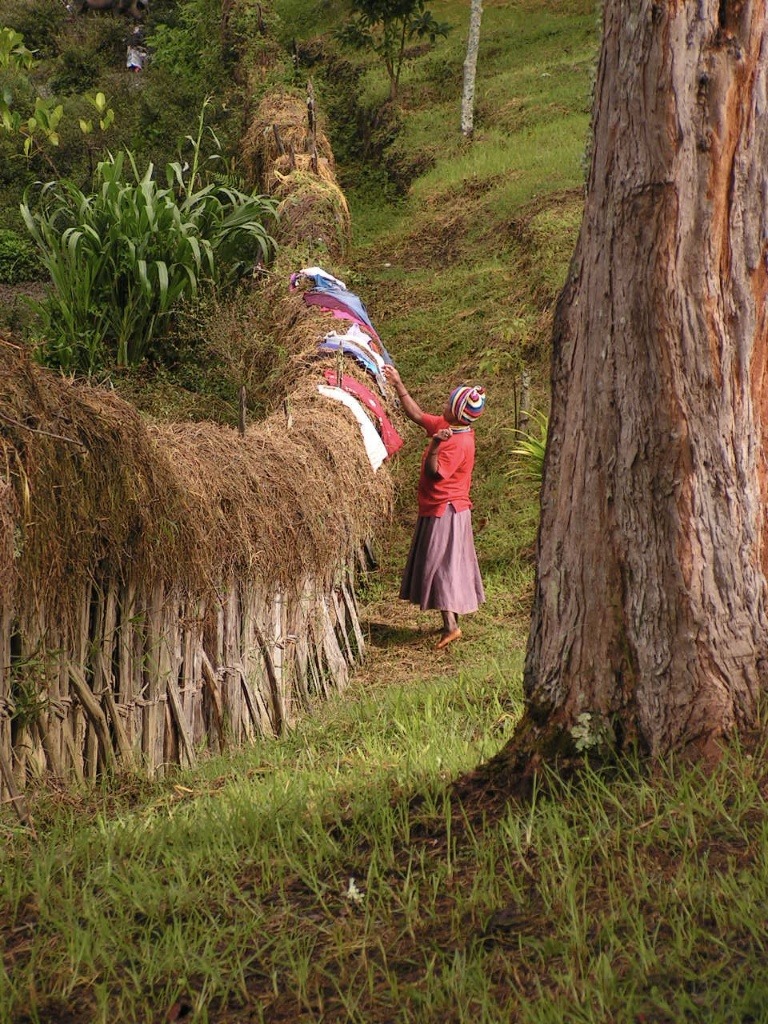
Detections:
[0, 228, 44, 283]
[21, 104, 277, 373]
[145, 0, 231, 100]
[48, 17, 126, 94]
[0, 0, 69, 59]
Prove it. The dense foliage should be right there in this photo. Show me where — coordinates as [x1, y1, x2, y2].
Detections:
[0, 5, 245, 231]
[0, 227, 42, 283]
[21, 118, 276, 372]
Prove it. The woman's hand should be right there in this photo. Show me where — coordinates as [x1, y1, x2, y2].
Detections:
[433, 427, 453, 442]
[383, 365, 402, 389]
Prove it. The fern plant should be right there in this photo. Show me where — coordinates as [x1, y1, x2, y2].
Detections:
[509, 409, 548, 485]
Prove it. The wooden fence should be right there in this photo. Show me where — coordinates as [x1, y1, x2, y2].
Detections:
[0, 566, 366, 803]
[0, 83, 391, 812]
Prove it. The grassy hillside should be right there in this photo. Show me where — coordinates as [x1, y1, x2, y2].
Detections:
[0, 0, 597, 1019]
[322, 0, 596, 661]
[9, 3, 768, 1024]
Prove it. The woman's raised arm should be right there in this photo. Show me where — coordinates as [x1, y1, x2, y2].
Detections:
[383, 365, 425, 426]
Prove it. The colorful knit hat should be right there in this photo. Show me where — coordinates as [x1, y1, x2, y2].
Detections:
[449, 385, 486, 425]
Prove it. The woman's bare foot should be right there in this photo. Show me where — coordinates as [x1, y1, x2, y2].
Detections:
[436, 628, 462, 650]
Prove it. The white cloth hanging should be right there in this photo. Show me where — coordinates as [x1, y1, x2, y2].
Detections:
[317, 385, 388, 471]
[323, 325, 385, 370]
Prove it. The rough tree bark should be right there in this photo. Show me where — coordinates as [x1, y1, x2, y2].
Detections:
[461, 0, 483, 138]
[518, 0, 768, 760]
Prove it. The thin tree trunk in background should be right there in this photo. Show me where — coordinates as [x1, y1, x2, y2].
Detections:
[510, 0, 768, 761]
[461, 0, 483, 138]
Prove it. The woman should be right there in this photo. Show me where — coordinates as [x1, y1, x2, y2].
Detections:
[384, 364, 486, 649]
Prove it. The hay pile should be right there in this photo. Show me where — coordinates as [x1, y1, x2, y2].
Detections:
[241, 90, 351, 259]
[0, 339, 392, 616]
[150, 379, 392, 589]
[0, 341, 191, 611]
[241, 91, 335, 193]
[272, 166, 351, 258]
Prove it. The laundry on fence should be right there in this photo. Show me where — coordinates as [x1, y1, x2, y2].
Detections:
[317, 338, 387, 396]
[290, 266, 347, 292]
[317, 385, 389, 471]
[291, 265, 393, 363]
[322, 369, 403, 456]
[324, 325, 385, 368]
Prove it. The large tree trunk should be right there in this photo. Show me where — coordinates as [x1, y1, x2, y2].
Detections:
[521, 0, 768, 759]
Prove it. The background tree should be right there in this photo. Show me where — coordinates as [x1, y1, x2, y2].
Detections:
[460, 0, 482, 137]
[499, 0, 768, 767]
[337, 0, 450, 102]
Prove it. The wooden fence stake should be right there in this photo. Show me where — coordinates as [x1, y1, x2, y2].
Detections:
[0, 743, 36, 835]
[68, 664, 117, 774]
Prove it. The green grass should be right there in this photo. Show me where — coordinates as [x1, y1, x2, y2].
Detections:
[0, 663, 523, 1023]
[4, 690, 768, 1022]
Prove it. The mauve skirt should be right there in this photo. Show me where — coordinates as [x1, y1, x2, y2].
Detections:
[400, 504, 485, 614]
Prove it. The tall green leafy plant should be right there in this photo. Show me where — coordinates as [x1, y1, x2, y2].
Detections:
[21, 103, 277, 373]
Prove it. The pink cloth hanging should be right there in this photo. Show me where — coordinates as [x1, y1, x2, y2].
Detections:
[322, 369, 403, 456]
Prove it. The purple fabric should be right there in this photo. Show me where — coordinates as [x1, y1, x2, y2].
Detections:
[303, 291, 380, 338]
[400, 505, 485, 613]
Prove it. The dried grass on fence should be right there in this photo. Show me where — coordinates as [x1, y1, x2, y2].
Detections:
[273, 168, 351, 259]
[0, 339, 392, 617]
[151, 381, 392, 589]
[0, 341, 193, 616]
[241, 91, 334, 192]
